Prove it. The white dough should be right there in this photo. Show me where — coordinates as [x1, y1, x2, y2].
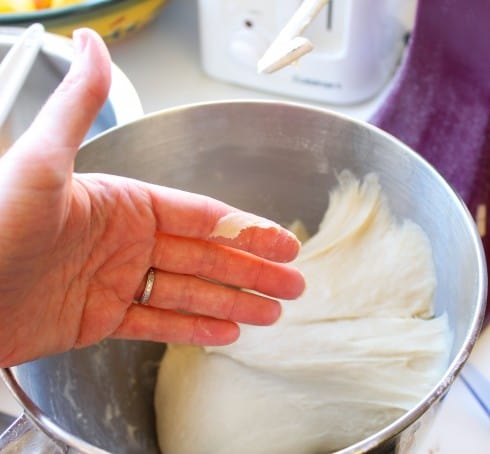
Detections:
[209, 212, 282, 240]
[155, 171, 450, 454]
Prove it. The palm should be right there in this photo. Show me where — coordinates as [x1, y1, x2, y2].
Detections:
[0, 173, 151, 358]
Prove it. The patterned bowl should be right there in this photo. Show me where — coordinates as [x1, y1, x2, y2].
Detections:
[0, 0, 168, 42]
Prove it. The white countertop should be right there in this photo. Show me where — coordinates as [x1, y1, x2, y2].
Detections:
[1, 0, 489, 451]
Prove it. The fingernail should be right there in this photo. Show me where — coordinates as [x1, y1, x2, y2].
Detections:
[285, 268, 306, 299]
[73, 29, 88, 56]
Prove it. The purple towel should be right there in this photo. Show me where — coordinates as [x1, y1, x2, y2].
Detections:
[371, 0, 490, 321]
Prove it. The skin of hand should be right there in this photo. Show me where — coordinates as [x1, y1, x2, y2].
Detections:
[0, 28, 305, 368]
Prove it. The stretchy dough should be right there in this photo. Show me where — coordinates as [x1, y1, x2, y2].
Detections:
[155, 171, 450, 454]
[209, 212, 282, 240]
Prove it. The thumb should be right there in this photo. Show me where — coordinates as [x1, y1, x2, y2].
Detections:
[5, 28, 111, 176]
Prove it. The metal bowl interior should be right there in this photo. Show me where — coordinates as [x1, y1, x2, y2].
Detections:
[0, 0, 167, 42]
[0, 26, 142, 153]
[2, 101, 487, 453]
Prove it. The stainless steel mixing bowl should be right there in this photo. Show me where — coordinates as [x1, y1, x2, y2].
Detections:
[0, 101, 487, 453]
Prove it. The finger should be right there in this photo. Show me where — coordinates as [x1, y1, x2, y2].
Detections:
[142, 270, 281, 325]
[111, 305, 240, 346]
[207, 212, 301, 264]
[6, 28, 111, 179]
[152, 233, 305, 300]
[142, 183, 301, 263]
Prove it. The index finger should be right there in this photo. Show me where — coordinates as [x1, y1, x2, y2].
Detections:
[143, 183, 301, 263]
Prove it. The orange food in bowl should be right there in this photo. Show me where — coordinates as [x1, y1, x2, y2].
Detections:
[0, 0, 86, 11]
[33, 0, 50, 8]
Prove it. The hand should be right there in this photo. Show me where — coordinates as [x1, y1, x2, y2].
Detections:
[0, 29, 305, 367]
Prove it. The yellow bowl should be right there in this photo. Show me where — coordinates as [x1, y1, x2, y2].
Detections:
[0, 0, 168, 42]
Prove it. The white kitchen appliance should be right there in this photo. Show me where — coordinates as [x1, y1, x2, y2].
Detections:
[198, 0, 416, 104]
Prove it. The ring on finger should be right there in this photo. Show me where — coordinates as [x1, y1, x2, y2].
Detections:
[137, 268, 156, 305]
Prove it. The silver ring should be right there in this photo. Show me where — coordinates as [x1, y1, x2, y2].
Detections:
[138, 268, 155, 305]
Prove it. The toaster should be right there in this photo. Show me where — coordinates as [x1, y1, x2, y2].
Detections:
[198, 0, 416, 104]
